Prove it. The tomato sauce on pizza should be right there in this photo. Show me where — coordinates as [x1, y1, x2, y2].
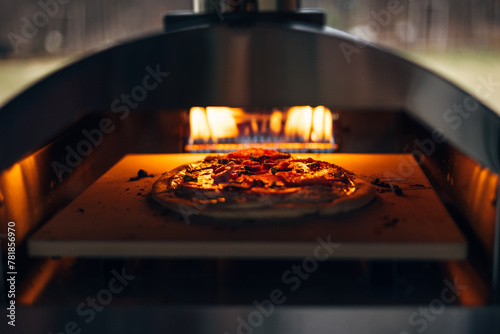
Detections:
[152, 148, 375, 219]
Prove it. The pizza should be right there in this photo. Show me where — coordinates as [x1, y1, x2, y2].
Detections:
[151, 148, 375, 219]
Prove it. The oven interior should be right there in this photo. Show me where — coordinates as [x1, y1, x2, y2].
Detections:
[1, 106, 497, 307]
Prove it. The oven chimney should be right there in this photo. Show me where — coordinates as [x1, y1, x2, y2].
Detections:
[192, 0, 301, 14]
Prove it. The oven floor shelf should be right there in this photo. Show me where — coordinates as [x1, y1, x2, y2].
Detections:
[28, 154, 466, 259]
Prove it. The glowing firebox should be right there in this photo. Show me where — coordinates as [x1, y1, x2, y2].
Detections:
[185, 106, 338, 153]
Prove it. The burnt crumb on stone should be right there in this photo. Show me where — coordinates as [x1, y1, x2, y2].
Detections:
[373, 178, 403, 196]
[410, 184, 425, 187]
[77, 208, 85, 213]
[137, 192, 142, 196]
[393, 185, 403, 196]
[383, 218, 399, 228]
[125, 188, 129, 191]
[129, 169, 154, 181]
[372, 178, 390, 188]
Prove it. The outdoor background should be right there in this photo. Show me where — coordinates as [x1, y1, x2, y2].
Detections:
[0, 0, 499, 112]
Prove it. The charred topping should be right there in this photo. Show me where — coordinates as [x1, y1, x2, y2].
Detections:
[242, 160, 261, 170]
[306, 161, 320, 169]
[270, 166, 292, 174]
[240, 165, 255, 175]
[186, 164, 203, 173]
[203, 154, 219, 162]
[338, 177, 351, 185]
[333, 171, 346, 178]
[250, 154, 272, 162]
[183, 174, 197, 182]
[251, 179, 266, 187]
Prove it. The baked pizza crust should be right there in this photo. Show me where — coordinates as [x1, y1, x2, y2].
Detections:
[151, 161, 376, 220]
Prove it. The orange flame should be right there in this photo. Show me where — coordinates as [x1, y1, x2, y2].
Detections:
[189, 107, 211, 142]
[285, 106, 313, 141]
[186, 106, 336, 152]
[270, 110, 283, 135]
[206, 107, 242, 140]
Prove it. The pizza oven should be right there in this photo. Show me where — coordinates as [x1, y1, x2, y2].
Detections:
[1, 1, 500, 333]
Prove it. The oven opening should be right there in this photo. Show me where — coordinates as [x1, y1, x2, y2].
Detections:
[185, 106, 339, 153]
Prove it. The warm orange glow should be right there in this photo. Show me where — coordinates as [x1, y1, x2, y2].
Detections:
[324, 108, 333, 139]
[285, 106, 313, 141]
[18, 259, 61, 305]
[445, 261, 488, 306]
[311, 106, 327, 141]
[189, 107, 242, 145]
[270, 110, 283, 135]
[0, 154, 40, 242]
[189, 107, 211, 142]
[186, 142, 337, 152]
[463, 165, 497, 254]
[205, 107, 242, 140]
[186, 106, 336, 152]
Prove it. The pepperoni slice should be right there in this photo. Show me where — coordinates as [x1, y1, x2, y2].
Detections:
[275, 161, 349, 187]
